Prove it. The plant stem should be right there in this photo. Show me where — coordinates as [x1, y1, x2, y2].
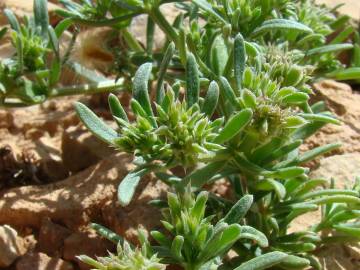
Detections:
[1, 79, 126, 108]
[50, 78, 125, 97]
[122, 28, 144, 52]
[149, 7, 178, 42]
[72, 13, 141, 27]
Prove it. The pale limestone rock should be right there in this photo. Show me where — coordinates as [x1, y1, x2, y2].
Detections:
[0, 225, 26, 268]
[16, 252, 74, 270]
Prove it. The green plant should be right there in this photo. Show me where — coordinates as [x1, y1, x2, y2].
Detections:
[79, 191, 307, 270]
[0, 0, 123, 107]
[2, 0, 359, 269]
[79, 236, 166, 270]
[76, 48, 360, 267]
[179, 0, 357, 80]
[74, 2, 360, 263]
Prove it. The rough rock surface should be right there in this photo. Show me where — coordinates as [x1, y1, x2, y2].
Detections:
[0, 0, 60, 25]
[345, 244, 360, 261]
[0, 134, 67, 188]
[0, 225, 27, 268]
[0, 153, 138, 228]
[130, 4, 179, 49]
[38, 218, 72, 257]
[102, 179, 169, 243]
[63, 231, 114, 270]
[0, 152, 167, 236]
[316, 0, 360, 20]
[290, 153, 360, 232]
[310, 153, 360, 188]
[0, 96, 82, 189]
[316, 245, 358, 270]
[16, 252, 74, 270]
[304, 80, 360, 157]
[61, 125, 115, 173]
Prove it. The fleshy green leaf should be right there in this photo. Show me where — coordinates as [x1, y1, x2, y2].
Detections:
[48, 26, 59, 58]
[191, 191, 208, 222]
[133, 63, 155, 125]
[193, 0, 227, 24]
[292, 179, 328, 197]
[117, 168, 149, 206]
[202, 81, 220, 117]
[279, 255, 311, 269]
[171, 235, 184, 260]
[280, 92, 309, 105]
[298, 113, 341, 125]
[186, 161, 226, 188]
[215, 109, 252, 144]
[239, 226, 269, 247]
[4, 9, 20, 32]
[108, 93, 129, 122]
[234, 251, 288, 270]
[186, 53, 200, 107]
[234, 33, 246, 92]
[91, 223, 124, 244]
[252, 19, 313, 37]
[263, 167, 307, 179]
[242, 89, 257, 109]
[255, 179, 286, 199]
[297, 142, 341, 164]
[306, 43, 353, 56]
[75, 102, 117, 145]
[219, 76, 240, 109]
[300, 189, 359, 200]
[327, 67, 360, 81]
[151, 231, 172, 247]
[34, 0, 50, 40]
[223, 195, 253, 224]
[263, 140, 302, 164]
[54, 18, 73, 37]
[211, 36, 229, 76]
[199, 224, 242, 261]
[308, 195, 360, 205]
[156, 42, 175, 103]
[333, 224, 360, 238]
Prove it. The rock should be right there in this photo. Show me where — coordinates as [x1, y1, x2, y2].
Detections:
[0, 0, 61, 26]
[310, 153, 360, 188]
[0, 225, 27, 268]
[0, 110, 14, 128]
[316, 0, 360, 20]
[0, 43, 14, 59]
[289, 209, 321, 233]
[0, 153, 153, 229]
[101, 179, 168, 243]
[63, 231, 114, 270]
[8, 102, 79, 136]
[0, 135, 68, 188]
[345, 243, 360, 261]
[305, 80, 360, 157]
[38, 218, 72, 257]
[130, 4, 179, 49]
[16, 252, 74, 270]
[316, 245, 358, 270]
[291, 155, 360, 233]
[61, 125, 115, 173]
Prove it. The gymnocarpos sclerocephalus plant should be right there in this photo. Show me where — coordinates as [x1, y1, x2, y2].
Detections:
[2, 0, 359, 269]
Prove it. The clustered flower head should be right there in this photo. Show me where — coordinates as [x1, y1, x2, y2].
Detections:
[78, 241, 166, 270]
[239, 66, 309, 140]
[114, 88, 223, 168]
